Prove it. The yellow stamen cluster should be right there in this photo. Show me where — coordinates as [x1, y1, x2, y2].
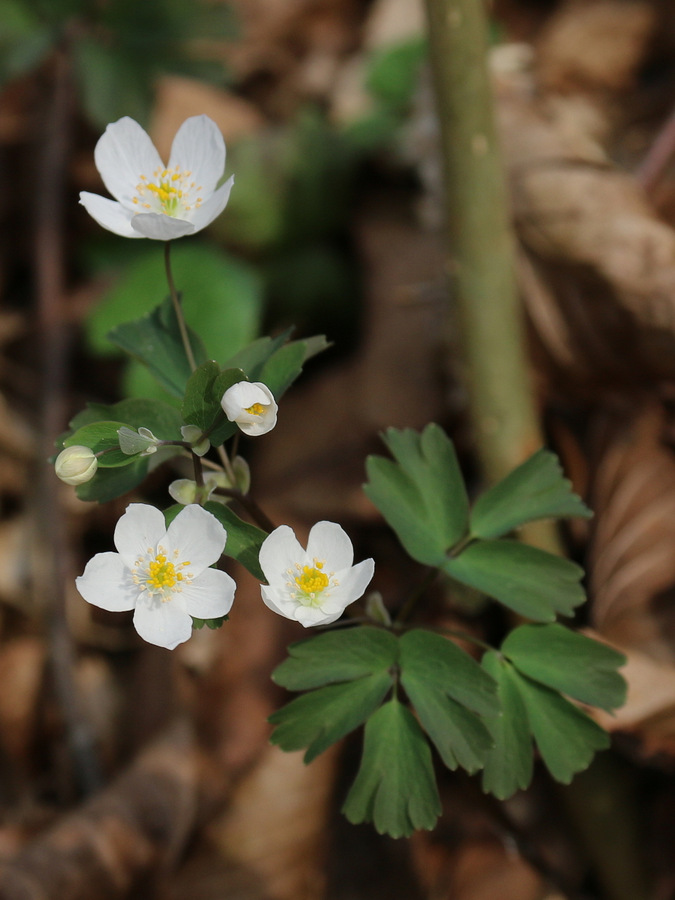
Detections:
[245, 402, 265, 416]
[133, 547, 192, 601]
[132, 167, 203, 217]
[295, 564, 330, 596]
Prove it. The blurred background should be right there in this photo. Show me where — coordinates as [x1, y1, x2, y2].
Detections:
[4, 0, 675, 897]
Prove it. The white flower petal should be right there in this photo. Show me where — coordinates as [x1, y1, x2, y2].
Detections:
[261, 585, 293, 618]
[294, 605, 343, 627]
[306, 521, 354, 570]
[130, 213, 195, 240]
[163, 505, 226, 574]
[259, 525, 306, 583]
[94, 117, 164, 206]
[181, 567, 236, 619]
[133, 595, 193, 650]
[79, 193, 141, 238]
[76, 552, 138, 612]
[332, 558, 375, 608]
[168, 115, 226, 195]
[114, 504, 166, 568]
[189, 175, 234, 233]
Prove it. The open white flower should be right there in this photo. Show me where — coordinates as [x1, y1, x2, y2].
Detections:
[221, 381, 278, 436]
[79, 115, 234, 241]
[259, 521, 375, 627]
[76, 503, 235, 650]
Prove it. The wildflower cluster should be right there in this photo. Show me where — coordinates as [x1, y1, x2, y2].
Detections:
[55, 114, 626, 839]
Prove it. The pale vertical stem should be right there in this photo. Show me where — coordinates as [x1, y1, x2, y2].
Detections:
[164, 242, 197, 372]
[423, 0, 542, 483]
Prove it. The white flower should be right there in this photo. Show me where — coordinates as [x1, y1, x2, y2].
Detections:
[55, 446, 98, 485]
[76, 504, 235, 650]
[259, 521, 375, 627]
[79, 115, 234, 241]
[221, 381, 278, 436]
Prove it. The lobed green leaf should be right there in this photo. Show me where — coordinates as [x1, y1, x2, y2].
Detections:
[502, 624, 627, 713]
[273, 626, 399, 691]
[269, 671, 394, 764]
[342, 698, 441, 838]
[444, 540, 586, 622]
[364, 424, 469, 566]
[470, 448, 592, 539]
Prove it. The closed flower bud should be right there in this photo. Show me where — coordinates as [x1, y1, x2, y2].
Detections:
[55, 446, 98, 485]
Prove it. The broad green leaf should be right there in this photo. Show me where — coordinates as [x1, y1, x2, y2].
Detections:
[269, 671, 394, 763]
[365, 38, 427, 110]
[514, 670, 610, 784]
[64, 421, 135, 467]
[107, 296, 208, 397]
[75, 459, 149, 503]
[399, 629, 499, 717]
[480, 652, 532, 799]
[502, 624, 627, 713]
[87, 244, 262, 367]
[223, 331, 292, 380]
[342, 698, 441, 838]
[364, 424, 469, 566]
[58, 398, 183, 450]
[259, 341, 307, 399]
[444, 540, 586, 622]
[470, 448, 592, 539]
[273, 626, 399, 691]
[203, 502, 267, 582]
[73, 39, 152, 129]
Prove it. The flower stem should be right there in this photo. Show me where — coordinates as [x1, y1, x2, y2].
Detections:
[164, 241, 197, 373]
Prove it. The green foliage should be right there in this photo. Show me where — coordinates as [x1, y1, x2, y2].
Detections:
[181, 362, 243, 447]
[364, 424, 469, 566]
[342, 699, 442, 838]
[64, 422, 140, 468]
[443, 541, 586, 622]
[365, 38, 427, 111]
[0, 0, 52, 85]
[202, 502, 268, 582]
[470, 448, 592, 539]
[481, 627, 625, 799]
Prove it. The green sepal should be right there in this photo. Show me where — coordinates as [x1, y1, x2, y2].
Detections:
[106, 295, 208, 397]
[342, 698, 442, 838]
[269, 671, 394, 764]
[470, 448, 592, 539]
[443, 540, 586, 622]
[202, 502, 267, 582]
[502, 624, 627, 713]
[364, 424, 469, 566]
[272, 626, 399, 691]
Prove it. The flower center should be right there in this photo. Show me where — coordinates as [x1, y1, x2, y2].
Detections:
[132, 167, 203, 219]
[245, 402, 265, 416]
[295, 564, 329, 596]
[133, 546, 193, 601]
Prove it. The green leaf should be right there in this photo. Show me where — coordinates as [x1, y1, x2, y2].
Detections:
[443, 540, 586, 622]
[192, 614, 229, 630]
[269, 671, 394, 763]
[399, 630, 496, 773]
[470, 448, 592, 539]
[342, 698, 441, 838]
[514, 671, 610, 784]
[399, 629, 498, 717]
[75, 459, 149, 503]
[364, 424, 469, 566]
[222, 331, 292, 378]
[365, 38, 427, 110]
[181, 362, 244, 446]
[203, 502, 267, 581]
[86, 243, 262, 369]
[502, 624, 627, 713]
[73, 38, 152, 129]
[480, 652, 533, 799]
[259, 341, 307, 399]
[272, 627, 399, 691]
[107, 296, 208, 397]
[64, 421, 135, 467]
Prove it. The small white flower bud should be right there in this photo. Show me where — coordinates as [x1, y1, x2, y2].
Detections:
[181, 424, 210, 457]
[221, 381, 278, 436]
[55, 446, 98, 485]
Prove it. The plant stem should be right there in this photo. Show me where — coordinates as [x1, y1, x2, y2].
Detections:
[423, 0, 542, 483]
[164, 242, 197, 373]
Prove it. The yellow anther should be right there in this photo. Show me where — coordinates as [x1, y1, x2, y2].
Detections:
[294, 564, 329, 596]
[245, 402, 265, 416]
